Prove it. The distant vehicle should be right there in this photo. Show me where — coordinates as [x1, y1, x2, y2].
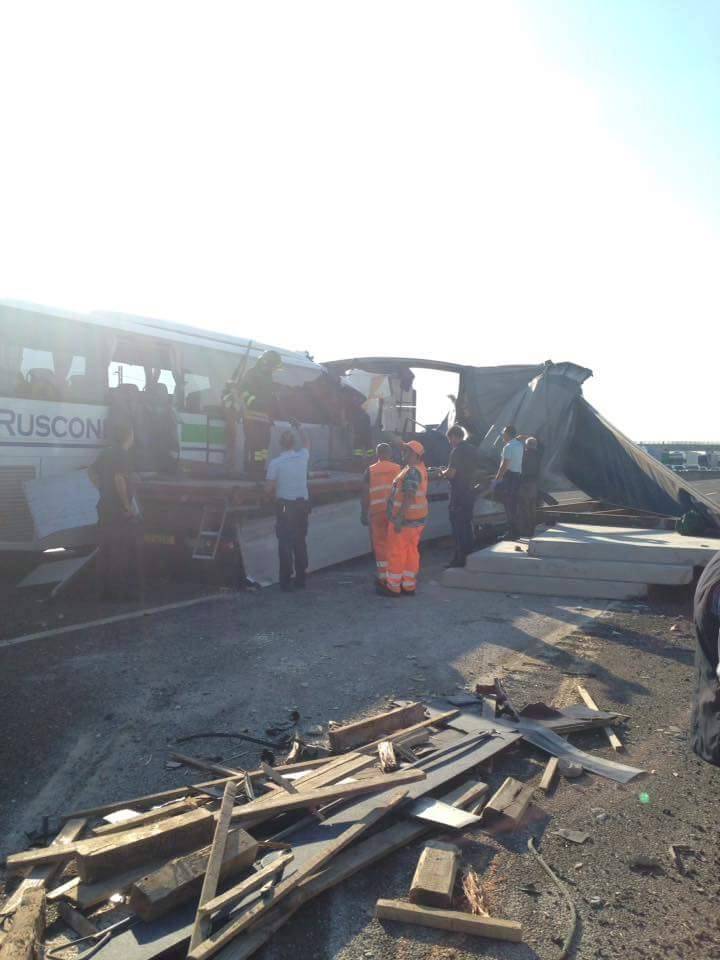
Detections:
[685, 450, 709, 470]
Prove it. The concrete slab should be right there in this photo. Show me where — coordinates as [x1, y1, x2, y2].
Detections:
[529, 524, 720, 567]
[441, 566, 646, 600]
[465, 540, 693, 585]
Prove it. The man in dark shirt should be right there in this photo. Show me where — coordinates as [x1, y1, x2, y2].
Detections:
[690, 549, 720, 766]
[517, 435, 543, 538]
[440, 425, 478, 568]
[90, 422, 143, 601]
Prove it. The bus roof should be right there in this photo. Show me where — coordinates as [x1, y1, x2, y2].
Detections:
[0, 299, 321, 372]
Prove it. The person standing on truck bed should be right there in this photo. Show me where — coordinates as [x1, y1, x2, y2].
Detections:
[265, 419, 311, 591]
[361, 442, 401, 586]
[89, 421, 144, 602]
[224, 349, 282, 480]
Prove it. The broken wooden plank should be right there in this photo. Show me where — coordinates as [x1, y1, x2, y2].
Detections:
[198, 852, 294, 917]
[409, 842, 460, 907]
[128, 828, 258, 921]
[482, 777, 525, 820]
[378, 741, 398, 773]
[61, 757, 334, 822]
[1, 819, 86, 915]
[375, 899, 523, 942]
[92, 798, 207, 836]
[166, 778, 489, 960]
[189, 782, 237, 951]
[0, 888, 45, 960]
[188, 789, 409, 960]
[260, 763, 298, 794]
[295, 753, 376, 790]
[329, 702, 426, 752]
[75, 808, 215, 883]
[58, 901, 98, 938]
[502, 783, 535, 823]
[539, 757, 559, 792]
[228, 769, 425, 824]
[576, 685, 624, 751]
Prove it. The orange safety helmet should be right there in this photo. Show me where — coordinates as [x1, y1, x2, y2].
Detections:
[404, 440, 425, 457]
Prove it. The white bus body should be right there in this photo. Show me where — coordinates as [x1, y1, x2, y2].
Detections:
[0, 301, 331, 552]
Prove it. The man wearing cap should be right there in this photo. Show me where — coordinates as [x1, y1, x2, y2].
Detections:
[381, 440, 429, 597]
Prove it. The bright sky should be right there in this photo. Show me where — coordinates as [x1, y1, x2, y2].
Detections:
[2, 1, 718, 440]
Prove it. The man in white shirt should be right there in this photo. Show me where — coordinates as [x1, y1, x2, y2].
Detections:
[492, 424, 524, 540]
[265, 420, 311, 590]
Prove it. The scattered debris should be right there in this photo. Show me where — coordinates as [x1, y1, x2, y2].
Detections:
[461, 867, 490, 916]
[554, 829, 590, 845]
[0, 692, 647, 960]
[558, 759, 583, 779]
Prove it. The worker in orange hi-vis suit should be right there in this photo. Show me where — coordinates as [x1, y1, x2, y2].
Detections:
[381, 440, 429, 597]
[361, 443, 401, 586]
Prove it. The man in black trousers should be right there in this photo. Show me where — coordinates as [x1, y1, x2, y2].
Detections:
[265, 419, 311, 591]
[440, 425, 479, 568]
[691, 549, 720, 766]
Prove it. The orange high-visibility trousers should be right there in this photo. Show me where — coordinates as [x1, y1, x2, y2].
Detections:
[370, 514, 391, 582]
[386, 525, 424, 594]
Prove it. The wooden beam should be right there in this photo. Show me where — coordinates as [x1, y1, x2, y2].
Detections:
[409, 842, 460, 908]
[188, 789, 409, 960]
[128, 828, 257, 921]
[92, 798, 206, 836]
[482, 778, 525, 820]
[359, 709, 460, 755]
[0, 888, 46, 960]
[61, 757, 334, 823]
[294, 753, 376, 791]
[1, 819, 86, 914]
[227, 769, 425, 824]
[198, 852, 294, 917]
[576, 685, 624, 752]
[375, 899, 522, 942]
[328, 702, 426, 752]
[539, 757, 559, 792]
[74, 808, 215, 883]
[189, 782, 237, 951]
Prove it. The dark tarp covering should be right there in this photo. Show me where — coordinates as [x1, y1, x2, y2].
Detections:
[457, 360, 720, 528]
[563, 399, 711, 520]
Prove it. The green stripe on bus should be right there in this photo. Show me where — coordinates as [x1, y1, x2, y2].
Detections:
[180, 423, 226, 444]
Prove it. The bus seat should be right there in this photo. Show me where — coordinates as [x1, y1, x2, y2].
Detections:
[27, 368, 61, 401]
[185, 389, 210, 413]
[66, 375, 97, 403]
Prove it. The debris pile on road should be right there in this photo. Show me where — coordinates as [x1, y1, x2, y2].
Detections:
[0, 687, 643, 960]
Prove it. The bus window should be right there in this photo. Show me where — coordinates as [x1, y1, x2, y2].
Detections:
[177, 344, 238, 413]
[108, 337, 177, 398]
[0, 309, 109, 403]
